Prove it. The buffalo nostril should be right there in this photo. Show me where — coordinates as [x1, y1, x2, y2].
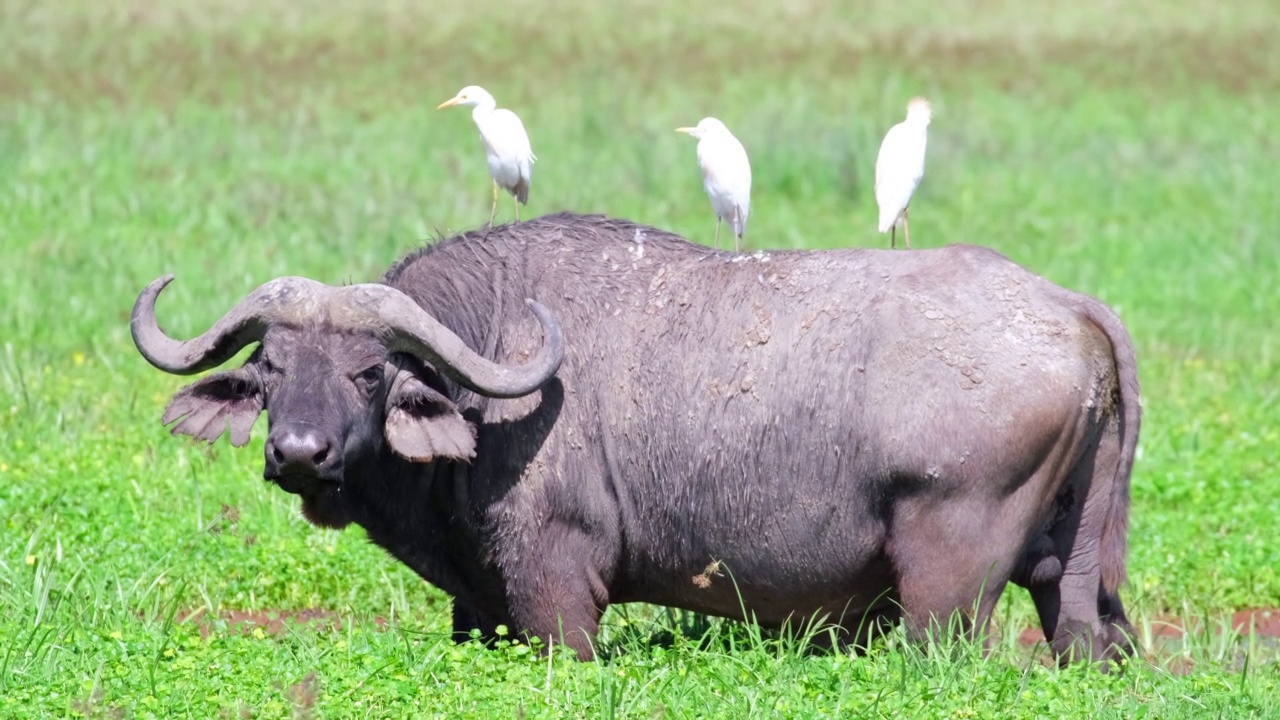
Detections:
[268, 429, 334, 472]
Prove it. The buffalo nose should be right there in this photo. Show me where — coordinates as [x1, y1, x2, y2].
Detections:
[266, 428, 336, 478]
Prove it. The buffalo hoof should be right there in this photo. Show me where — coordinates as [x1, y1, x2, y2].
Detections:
[1051, 619, 1134, 670]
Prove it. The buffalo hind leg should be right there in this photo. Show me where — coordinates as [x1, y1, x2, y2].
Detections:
[1027, 421, 1135, 665]
[1027, 578, 1133, 664]
[1099, 589, 1137, 656]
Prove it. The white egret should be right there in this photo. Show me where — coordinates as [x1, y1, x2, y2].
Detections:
[676, 118, 751, 252]
[875, 97, 933, 248]
[438, 85, 536, 227]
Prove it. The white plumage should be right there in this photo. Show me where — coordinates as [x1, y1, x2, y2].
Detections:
[875, 97, 932, 248]
[677, 117, 752, 252]
[438, 85, 536, 227]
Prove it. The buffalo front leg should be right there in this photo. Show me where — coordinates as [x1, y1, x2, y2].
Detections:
[505, 528, 612, 660]
[451, 600, 515, 647]
[890, 499, 1021, 650]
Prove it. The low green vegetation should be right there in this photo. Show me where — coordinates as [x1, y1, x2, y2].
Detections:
[1, 0, 1277, 716]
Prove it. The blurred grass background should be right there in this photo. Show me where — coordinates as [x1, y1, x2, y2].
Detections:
[1, 0, 1278, 716]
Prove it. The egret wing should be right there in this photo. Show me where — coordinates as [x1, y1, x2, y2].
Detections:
[486, 109, 536, 165]
[698, 136, 751, 197]
[875, 122, 927, 230]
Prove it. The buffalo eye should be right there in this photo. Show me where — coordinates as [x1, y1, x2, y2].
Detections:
[259, 353, 282, 375]
[352, 365, 383, 395]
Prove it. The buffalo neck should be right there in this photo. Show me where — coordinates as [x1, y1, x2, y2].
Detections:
[342, 448, 505, 611]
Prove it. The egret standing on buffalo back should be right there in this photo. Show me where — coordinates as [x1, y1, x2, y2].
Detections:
[875, 97, 932, 248]
[438, 85, 536, 228]
[677, 118, 752, 252]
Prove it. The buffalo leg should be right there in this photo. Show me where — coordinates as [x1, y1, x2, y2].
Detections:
[890, 500, 1020, 648]
[1027, 420, 1136, 665]
[831, 604, 902, 654]
[506, 527, 611, 660]
[451, 600, 513, 646]
[1098, 588, 1136, 654]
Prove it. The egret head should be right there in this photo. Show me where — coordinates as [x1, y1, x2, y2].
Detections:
[675, 117, 728, 140]
[437, 85, 496, 111]
[906, 97, 933, 124]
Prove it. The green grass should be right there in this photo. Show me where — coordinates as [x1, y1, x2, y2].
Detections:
[2, 0, 1279, 716]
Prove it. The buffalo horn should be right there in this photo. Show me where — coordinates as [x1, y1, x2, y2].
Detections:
[131, 275, 327, 375]
[334, 283, 564, 399]
[132, 275, 564, 398]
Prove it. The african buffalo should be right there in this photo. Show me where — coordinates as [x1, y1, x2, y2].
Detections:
[131, 212, 1141, 663]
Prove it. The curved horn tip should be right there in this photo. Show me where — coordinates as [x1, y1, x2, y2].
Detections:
[523, 299, 562, 334]
[133, 274, 175, 320]
[148, 273, 176, 291]
[524, 298, 553, 314]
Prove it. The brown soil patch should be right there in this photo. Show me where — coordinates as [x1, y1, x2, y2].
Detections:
[1017, 608, 1280, 647]
[1015, 608, 1280, 674]
[162, 607, 388, 638]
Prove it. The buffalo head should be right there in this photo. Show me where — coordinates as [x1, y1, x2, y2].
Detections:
[131, 275, 563, 525]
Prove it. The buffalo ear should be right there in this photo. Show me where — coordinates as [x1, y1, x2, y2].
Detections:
[162, 366, 264, 447]
[385, 374, 476, 463]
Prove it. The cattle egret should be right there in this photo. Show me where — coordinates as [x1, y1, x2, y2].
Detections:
[676, 118, 751, 252]
[875, 97, 933, 248]
[437, 85, 536, 227]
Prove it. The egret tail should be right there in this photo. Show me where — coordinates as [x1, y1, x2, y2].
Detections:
[878, 206, 902, 234]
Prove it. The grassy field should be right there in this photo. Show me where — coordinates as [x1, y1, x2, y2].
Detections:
[2, 0, 1279, 716]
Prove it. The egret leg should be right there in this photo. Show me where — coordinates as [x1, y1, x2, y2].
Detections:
[890, 225, 897, 249]
[489, 181, 499, 229]
[514, 194, 521, 224]
[714, 218, 722, 252]
[903, 207, 911, 249]
[733, 207, 742, 253]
